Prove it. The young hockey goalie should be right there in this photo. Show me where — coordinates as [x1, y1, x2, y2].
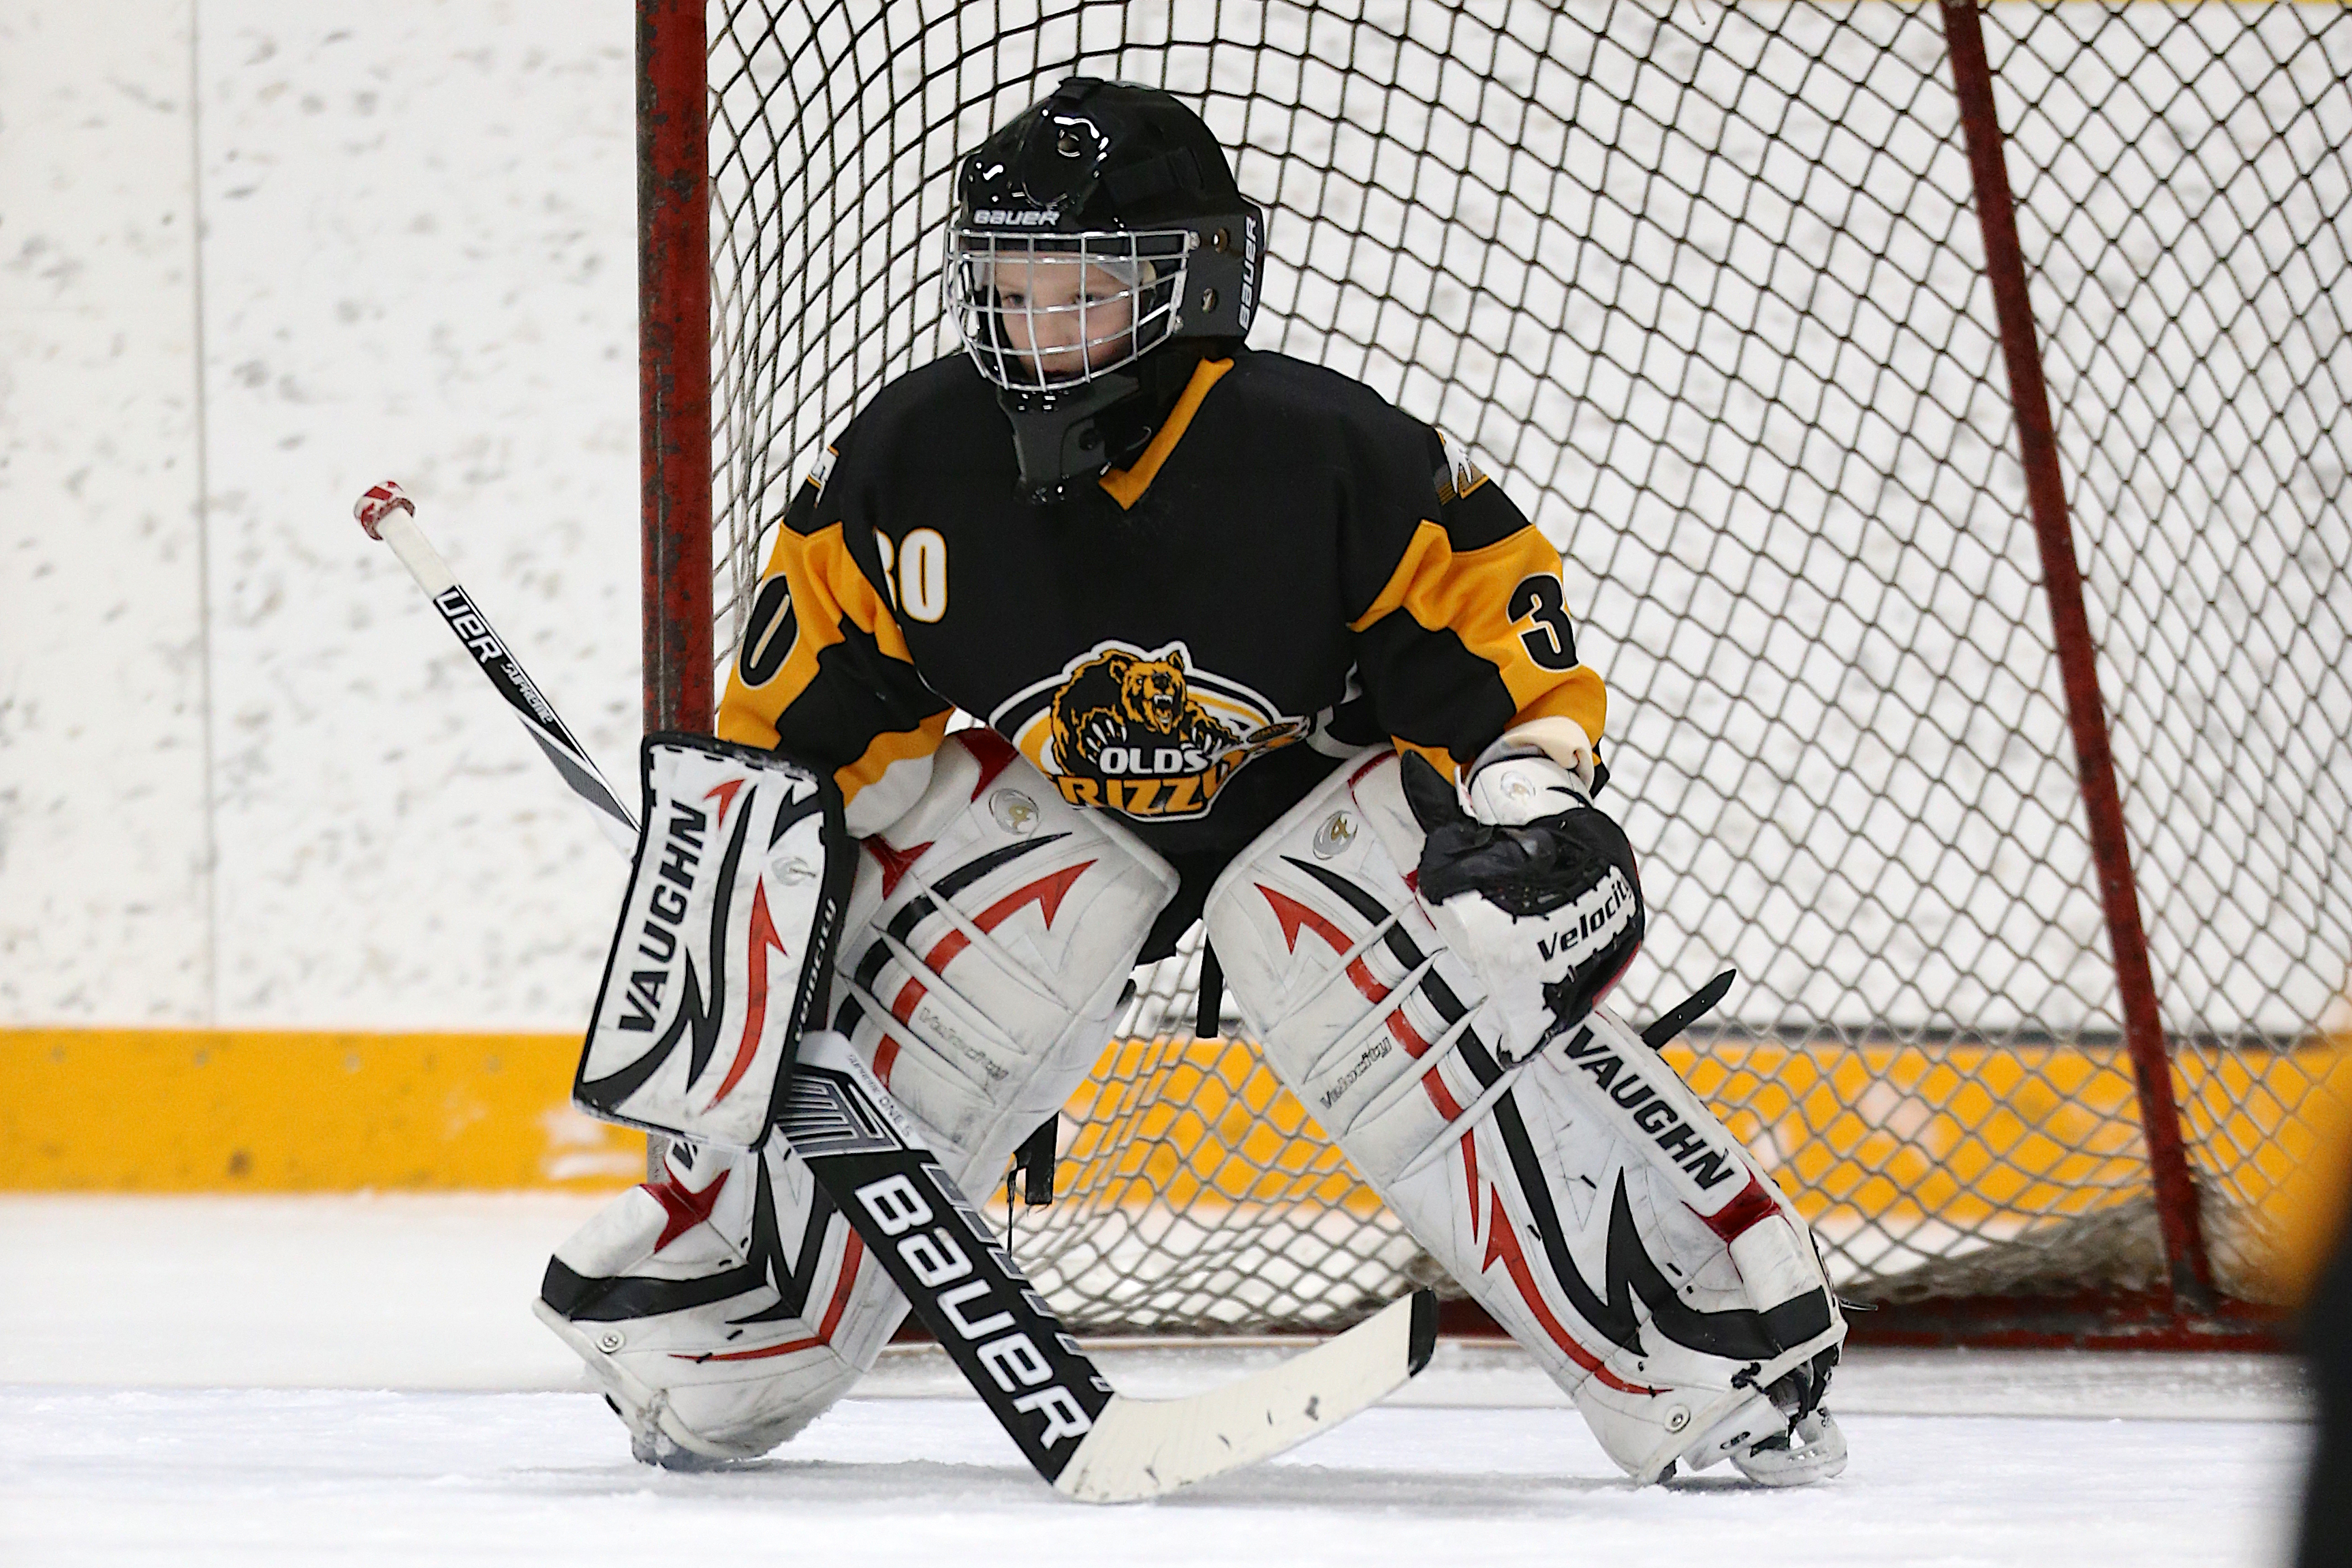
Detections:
[537, 76, 1847, 1486]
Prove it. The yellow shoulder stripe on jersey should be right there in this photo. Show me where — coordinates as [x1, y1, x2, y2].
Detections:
[717, 520, 913, 756]
[1099, 356, 1235, 510]
[1353, 518, 1608, 757]
[1350, 517, 1571, 666]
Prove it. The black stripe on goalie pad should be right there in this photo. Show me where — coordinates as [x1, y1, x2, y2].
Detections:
[574, 732, 852, 1148]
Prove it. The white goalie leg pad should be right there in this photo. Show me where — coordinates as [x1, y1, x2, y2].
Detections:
[826, 731, 1178, 1180]
[535, 1133, 889, 1464]
[1204, 751, 1846, 1484]
[541, 731, 1178, 1461]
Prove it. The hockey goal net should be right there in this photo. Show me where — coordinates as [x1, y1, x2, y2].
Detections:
[648, 0, 2352, 1337]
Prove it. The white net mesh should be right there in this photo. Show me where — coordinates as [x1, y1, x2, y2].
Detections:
[702, 0, 2352, 1329]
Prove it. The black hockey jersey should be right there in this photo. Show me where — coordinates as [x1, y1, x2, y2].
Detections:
[717, 347, 1608, 874]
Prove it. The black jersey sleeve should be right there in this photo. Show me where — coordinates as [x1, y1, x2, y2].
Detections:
[1342, 426, 1609, 783]
[716, 439, 952, 832]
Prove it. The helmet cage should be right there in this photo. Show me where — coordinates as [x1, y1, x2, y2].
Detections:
[946, 229, 1193, 392]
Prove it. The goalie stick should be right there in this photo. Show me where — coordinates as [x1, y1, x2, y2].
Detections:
[354, 481, 638, 856]
[783, 1029, 1434, 1500]
[352, 482, 1437, 1500]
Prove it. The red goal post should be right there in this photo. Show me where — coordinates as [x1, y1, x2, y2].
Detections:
[640, 0, 2352, 1345]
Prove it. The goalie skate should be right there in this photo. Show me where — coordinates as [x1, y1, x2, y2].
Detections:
[1206, 751, 1847, 1484]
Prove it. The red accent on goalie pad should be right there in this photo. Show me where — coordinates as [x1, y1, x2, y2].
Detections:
[978, 861, 1092, 932]
[1259, 881, 1458, 1074]
[865, 836, 932, 898]
[1460, 1127, 1483, 1245]
[962, 726, 1020, 799]
[1257, 881, 1475, 1208]
[877, 861, 1099, 1055]
[1481, 1185, 1659, 1396]
[704, 883, 789, 1112]
[920, 861, 1095, 977]
[645, 1167, 732, 1253]
[1259, 887, 1422, 1055]
[704, 776, 747, 828]
[866, 854, 1101, 1120]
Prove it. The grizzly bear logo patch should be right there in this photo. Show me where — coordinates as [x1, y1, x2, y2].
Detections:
[993, 640, 1306, 821]
[1050, 646, 1241, 778]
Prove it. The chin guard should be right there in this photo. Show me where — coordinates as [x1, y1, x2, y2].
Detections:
[1002, 371, 1140, 502]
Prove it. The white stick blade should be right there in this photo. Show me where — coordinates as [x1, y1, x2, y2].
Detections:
[1050, 1289, 1434, 1503]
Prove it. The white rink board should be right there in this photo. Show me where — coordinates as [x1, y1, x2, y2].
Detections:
[186, 2, 642, 1030]
[0, 0, 213, 1021]
[2, 0, 641, 1030]
[6, 1, 2345, 1047]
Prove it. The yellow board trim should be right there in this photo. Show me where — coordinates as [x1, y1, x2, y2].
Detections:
[10, 1023, 2345, 1305]
[1, 1029, 642, 1193]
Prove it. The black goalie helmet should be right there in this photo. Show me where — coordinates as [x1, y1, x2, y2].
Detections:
[945, 78, 1266, 499]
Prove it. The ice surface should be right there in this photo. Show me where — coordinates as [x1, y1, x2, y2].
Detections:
[0, 1392, 2307, 1568]
[859, 1338, 2312, 1424]
[0, 1193, 2315, 1566]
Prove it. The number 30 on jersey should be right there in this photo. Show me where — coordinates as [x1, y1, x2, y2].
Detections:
[736, 526, 950, 691]
[876, 529, 948, 624]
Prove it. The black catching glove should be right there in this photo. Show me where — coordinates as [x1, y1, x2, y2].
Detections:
[1400, 751, 1644, 1056]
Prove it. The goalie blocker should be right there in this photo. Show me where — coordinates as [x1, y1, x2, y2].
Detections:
[575, 734, 853, 1148]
